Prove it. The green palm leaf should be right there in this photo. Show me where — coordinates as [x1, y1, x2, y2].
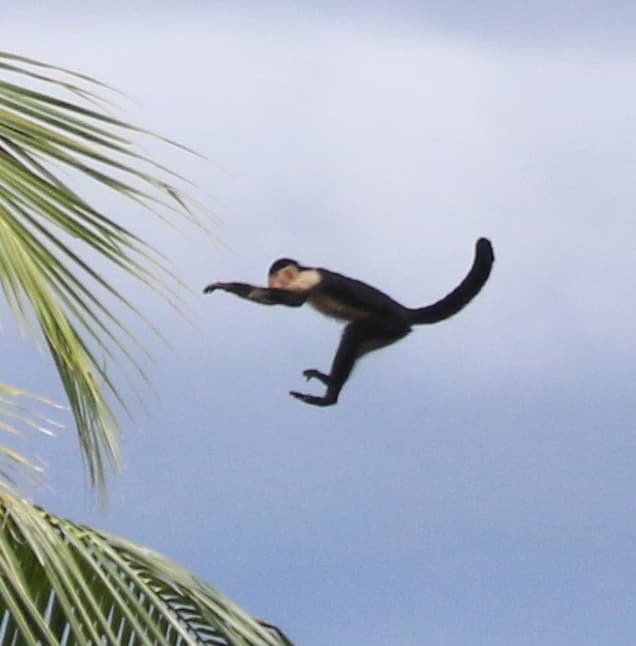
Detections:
[0, 384, 61, 491]
[0, 52, 204, 493]
[0, 494, 291, 645]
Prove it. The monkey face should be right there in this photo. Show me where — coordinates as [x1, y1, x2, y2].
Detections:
[268, 264, 300, 288]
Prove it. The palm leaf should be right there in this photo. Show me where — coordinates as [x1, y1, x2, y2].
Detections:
[0, 384, 61, 491]
[0, 493, 292, 645]
[0, 52, 207, 493]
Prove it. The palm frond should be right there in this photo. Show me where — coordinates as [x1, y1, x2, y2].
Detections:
[0, 52, 207, 494]
[0, 384, 60, 490]
[0, 494, 292, 645]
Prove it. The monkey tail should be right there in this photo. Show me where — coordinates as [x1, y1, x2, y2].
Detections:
[407, 238, 494, 325]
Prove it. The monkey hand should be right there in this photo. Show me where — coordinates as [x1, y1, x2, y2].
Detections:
[203, 281, 230, 294]
[302, 369, 331, 385]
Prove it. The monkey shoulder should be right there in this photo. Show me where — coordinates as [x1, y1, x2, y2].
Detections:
[312, 269, 406, 320]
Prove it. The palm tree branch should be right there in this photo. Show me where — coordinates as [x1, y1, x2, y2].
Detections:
[0, 53, 208, 492]
[0, 496, 291, 644]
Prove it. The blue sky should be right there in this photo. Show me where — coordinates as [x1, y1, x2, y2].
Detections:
[3, 3, 636, 645]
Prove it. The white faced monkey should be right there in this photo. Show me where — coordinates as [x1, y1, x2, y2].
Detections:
[204, 238, 494, 407]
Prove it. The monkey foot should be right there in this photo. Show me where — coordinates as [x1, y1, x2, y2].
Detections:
[302, 369, 331, 385]
[289, 391, 336, 407]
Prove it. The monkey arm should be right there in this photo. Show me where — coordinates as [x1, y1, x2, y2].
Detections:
[203, 281, 307, 307]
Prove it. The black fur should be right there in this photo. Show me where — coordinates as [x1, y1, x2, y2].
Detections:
[268, 258, 299, 275]
[204, 238, 494, 407]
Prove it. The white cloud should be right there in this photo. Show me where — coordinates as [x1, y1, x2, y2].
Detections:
[3, 7, 636, 645]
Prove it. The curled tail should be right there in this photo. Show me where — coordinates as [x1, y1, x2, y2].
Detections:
[407, 238, 494, 325]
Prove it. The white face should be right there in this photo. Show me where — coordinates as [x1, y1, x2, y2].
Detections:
[268, 266, 322, 292]
[268, 265, 299, 288]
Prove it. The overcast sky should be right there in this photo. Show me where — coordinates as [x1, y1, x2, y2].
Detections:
[3, 3, 636, 645]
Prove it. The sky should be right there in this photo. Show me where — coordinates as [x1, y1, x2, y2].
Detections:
[3, 3, 636, 645]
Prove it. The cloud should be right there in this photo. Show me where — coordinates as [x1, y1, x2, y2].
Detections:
[3, 6, 636, 645]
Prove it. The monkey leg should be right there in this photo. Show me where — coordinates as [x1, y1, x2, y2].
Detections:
[290, 317, 411, 406]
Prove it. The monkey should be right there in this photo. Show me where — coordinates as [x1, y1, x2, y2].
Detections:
[204, 237, 494, 407]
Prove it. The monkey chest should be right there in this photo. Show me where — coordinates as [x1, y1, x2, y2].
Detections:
[308, 293, 368, 321]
